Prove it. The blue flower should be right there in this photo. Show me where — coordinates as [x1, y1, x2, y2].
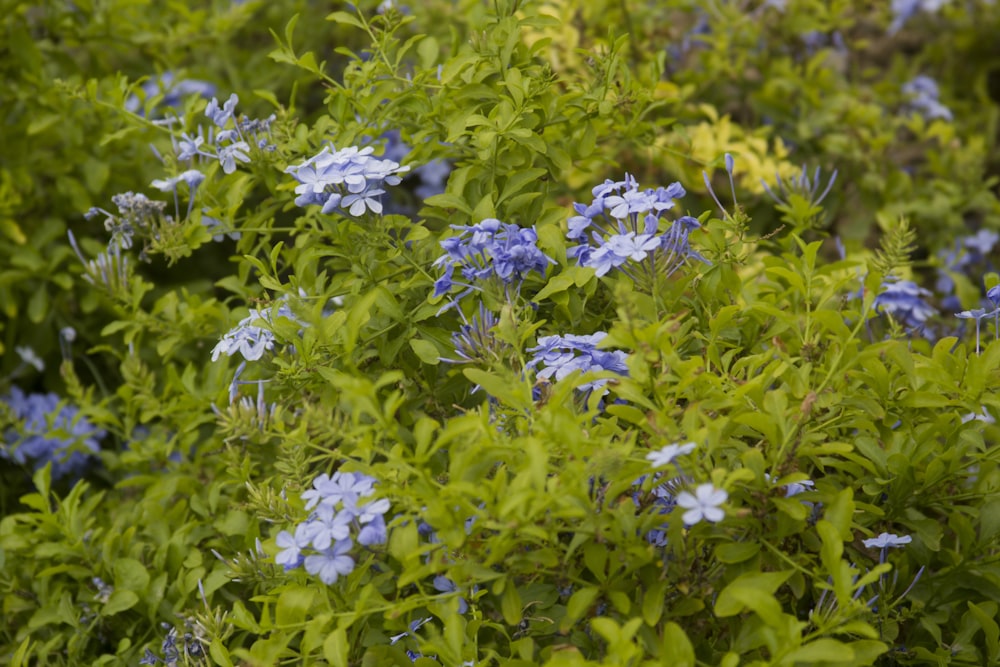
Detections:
[433, 575, 469, 613]
[432, 219, 555, 305]
[2, 387, 104, 480]
[676, 483, 727, 526]
[566, 174, 707, 283]
[874, 279, 936, 329]
[273, 470, 390, 584]
[218, 142, 251, 174]
[304, 539, 356, 585]
[286, 144, 409, 217]
[646, 442, 696, 468]
[526, 332, 628, 394]
[274, 526, 309, 570]
[302, 471, 376, 510]
[862, 532, 912, 549]
[205, 93, 239, 128]
[902, 75, 952, 122]
[211, 303, 296, 362]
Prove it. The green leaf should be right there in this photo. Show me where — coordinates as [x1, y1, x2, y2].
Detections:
[642, 580, 667, 625]
[714, 570, 793, 625]
[498, 168, 547, 204]
[326, 10, 365, 29]
[276, 586, 315, 627]
[209, 639, 234, 667]
[101, 590, 139, 616]
[715, 542, 761, 564]
[560, 587, 599, 632]
[10, 637, 33, 667]
[424, 192, 473, 214]
[967, 602, 1000, 662]
[323, 628, 348, 667]
[462, 369, 531, 409]
[410, 338, 442, 365]
[782, 638, 855, 664]
[534, 266, 593, 301]
[113, 558, 150, 592]
[660, 623, 694, 667]
[417, 35, 439, 69]
[501, 581, 521, 625]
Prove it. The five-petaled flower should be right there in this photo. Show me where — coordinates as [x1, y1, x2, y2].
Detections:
[862, 532, 912, 549]
[676, 483, 727, 526]
[646, 442, 697, 468]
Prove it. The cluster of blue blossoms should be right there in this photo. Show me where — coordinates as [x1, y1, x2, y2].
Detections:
[902, 75, 953, 122]
[566, 174, 707, 281]
[275, 471, 390, 585]
[285, 145, 410, 217]
[176, 93, 276, 174]
[525, 333, 628, 395]
[874, 279, 937, 332]
[2, 387, 104, 480]
[433, 218, 555, 304]
[211, 302, 297, 363]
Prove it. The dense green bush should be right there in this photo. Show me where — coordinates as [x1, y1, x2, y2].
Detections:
[3, 1, 1000, 665]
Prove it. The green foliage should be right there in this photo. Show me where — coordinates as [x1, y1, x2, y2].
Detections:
[3, 1, 1000, 666]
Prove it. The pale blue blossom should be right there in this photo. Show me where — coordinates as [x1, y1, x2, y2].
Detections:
[646, 442, 696, 467]
[676, 484, 727, 526]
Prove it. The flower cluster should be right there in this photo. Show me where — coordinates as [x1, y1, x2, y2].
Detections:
[902, 76, 953, 122]
[2, 387, 104, 480]
[175, 93, 276, 174]
[285, 144, 410, 217]
[566, 174, 707, 282]
[85, 191, 168, 252]
[443, 303, 511, 366]
[211, 302, 296, 362]
[936, 229, 998, 311]
[275, 471, 390, 585]
[874, 279, 936, 330]
[526, 332, 628, 394]
[432, 218, 555, 302]
[631, 442, 726, 544]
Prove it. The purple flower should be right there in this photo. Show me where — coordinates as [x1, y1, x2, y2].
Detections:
[526, 332, 628, 394]
[432, 219, 555, 303]
[566, 174, 706, 282]
[205, 93, 239, 128]
[874, 279, 936, 329]
[2, 387, 104, 480]
[433, 575, 468, 613]
[286, 143, 409, 217]
[903, 76, 952, 122]
[302, 471, 376, 510]
[304, 539, 355, 585]
[275, 526, 309, 570]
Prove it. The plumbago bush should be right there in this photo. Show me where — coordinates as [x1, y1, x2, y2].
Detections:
[5, 0, 1000, 665]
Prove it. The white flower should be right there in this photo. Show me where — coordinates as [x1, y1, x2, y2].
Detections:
[645, 442, 696, 468]
[863, 532, 912, 549]
[676, 483, 728, 526]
